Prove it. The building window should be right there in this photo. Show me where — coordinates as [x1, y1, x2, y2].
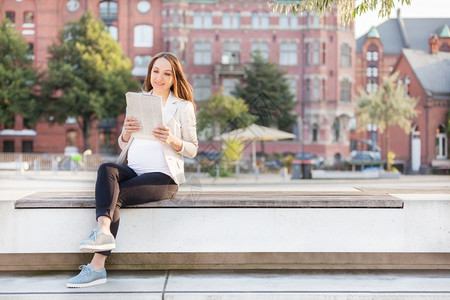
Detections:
[251, 12, 259, 28]
[108, 25, 118, 40]
[22, 141, 33, 153]
[305, 42, 311, 65]
[305, 79, 311, 101]
[222, 12, 231, 28]
[193, 11, 202, 28]
[280, 42, 297, 65]
[3, 141, 14, 153]
[290, 14, 298, 28]
[366, 80, 378, 93]
[312, 124, 319, 142]
[322, 79, 326, 100]
[279, 14, 288, 28]
[313, 41, 320, 65]
[26, 43, 34, 60]
[287, 77, 297, 100]
[194, 76, 212, 101]
[322, 43, 326, 64]
[232, 12, 240, 29]
[367, 51, 378, 61]
[132, 55, 152, 76]
[204, 11, 213, 28]
[341, 43, 351, 67]
[251, 41, 269, 61]
[261, 12, 269, 29]
[98, 128, 116, 154]
[23, 11, 34, 27]
[313, 78, 319, 100]
[333, 119, 340, 142]
[366, 67, 378, 77]
[173, 9, 179, 26]
[435, 125, 448, 159]
[194, 11, 212, 28]
[222, 41, 240, 64]
[222, 78, 240, 96]
[194, 41, 211, 65]
[6, 11, 15, 24]
[134, 25, 153, 47]
[340, 79, 351, 102]
[99, 1, 118, 24]
[404, 75, 411, 97]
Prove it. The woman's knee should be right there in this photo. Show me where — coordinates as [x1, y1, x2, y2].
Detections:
[97, 162, 119, 176]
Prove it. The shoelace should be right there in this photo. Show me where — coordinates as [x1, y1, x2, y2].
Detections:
[88, 227, 100, 241]
[77, 265, 91, 279]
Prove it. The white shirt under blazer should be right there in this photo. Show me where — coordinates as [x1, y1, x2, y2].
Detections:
[117, 91, 198, 184]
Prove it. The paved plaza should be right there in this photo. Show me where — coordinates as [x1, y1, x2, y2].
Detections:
[0, 171, 449, 299]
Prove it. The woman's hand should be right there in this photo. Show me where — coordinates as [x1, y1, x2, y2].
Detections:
[153, 124, 182, 151]
[121, 117, 141, 142]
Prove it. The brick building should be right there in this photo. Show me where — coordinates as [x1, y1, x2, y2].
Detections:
[355, 10, 449, 172]
[0, 0, 355, 164]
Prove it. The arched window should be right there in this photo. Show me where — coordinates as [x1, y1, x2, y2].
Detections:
[134, 25, 153, 47]
[312, 124, 319, 142]
[261, 12, 269, 29]
[251, 12, 259, 28]
[99, 1, 118, 24]
[436, 125, 448, 159]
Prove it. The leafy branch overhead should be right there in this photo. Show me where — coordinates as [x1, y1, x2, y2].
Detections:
[268, 0, 412, 23]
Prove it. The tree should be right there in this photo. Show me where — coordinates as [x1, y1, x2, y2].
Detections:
[41, 12, 139, 151]
[233, 51, 297, 132]
[355, 73, 418, 170]
[197, 89, 257, 140]
[0, 18, 41, 127]
[269, 0, 412, 23]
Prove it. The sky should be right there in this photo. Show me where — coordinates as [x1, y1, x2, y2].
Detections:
[354, 0, 450, 38]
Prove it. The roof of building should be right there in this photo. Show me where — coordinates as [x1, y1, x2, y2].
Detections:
[357, 17, 450, 54]
[440, 24, 450, 38]
[367, 26, 380, 38]
[401, 49, 450, 94]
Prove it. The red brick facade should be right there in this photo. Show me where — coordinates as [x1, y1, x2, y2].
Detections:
[1, 0, 355, 164]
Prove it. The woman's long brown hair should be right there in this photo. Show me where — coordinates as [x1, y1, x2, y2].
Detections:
[142, 52, 195, 110]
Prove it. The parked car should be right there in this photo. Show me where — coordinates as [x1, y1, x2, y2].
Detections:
[351, 151, 381, 161]
[295, 152, 324, 168]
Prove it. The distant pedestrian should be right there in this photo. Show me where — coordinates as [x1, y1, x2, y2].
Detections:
[67, 52, 198, 288]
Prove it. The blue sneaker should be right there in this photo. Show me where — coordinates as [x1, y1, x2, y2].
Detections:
[79, 227, 115, 253]
[67, 264, 107, 288]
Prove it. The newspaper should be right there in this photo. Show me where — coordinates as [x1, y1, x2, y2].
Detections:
[125, 92, 163, 140]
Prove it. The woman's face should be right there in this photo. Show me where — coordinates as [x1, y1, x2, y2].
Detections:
[150, 57, 174, 95]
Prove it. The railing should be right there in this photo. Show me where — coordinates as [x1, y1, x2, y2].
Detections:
[0, 153, 119, 172]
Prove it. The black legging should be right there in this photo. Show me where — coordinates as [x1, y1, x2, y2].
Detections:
[94, 162, 178, 256]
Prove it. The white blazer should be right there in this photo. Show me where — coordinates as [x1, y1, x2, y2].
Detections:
[117, 91, 198, 184]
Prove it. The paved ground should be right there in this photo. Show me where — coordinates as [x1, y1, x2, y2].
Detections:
[0, 170, 449, 299]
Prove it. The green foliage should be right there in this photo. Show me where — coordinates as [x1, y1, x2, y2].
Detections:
[356, 73, 418, 170]
[269, 0, 412, 24]
[197, 89, 257, 139]
[41, 12, 139, 150]
[233, 51, 297, 132]
[356, 73, 418, 134]
[223, 140, 244, 164]
[0, 18, 41, 127]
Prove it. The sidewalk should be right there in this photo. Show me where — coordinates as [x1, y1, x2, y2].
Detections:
[1, 270, 449, 299]
[1, 171, 449, 299]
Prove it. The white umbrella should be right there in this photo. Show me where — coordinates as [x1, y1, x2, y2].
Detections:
[215, 124, 296, 168]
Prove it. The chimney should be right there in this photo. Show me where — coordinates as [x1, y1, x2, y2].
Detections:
[428, 34, 439, 54]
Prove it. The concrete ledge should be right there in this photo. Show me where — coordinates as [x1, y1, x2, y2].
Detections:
[1, 252, 449, 271]
[15, 191, 404, 209]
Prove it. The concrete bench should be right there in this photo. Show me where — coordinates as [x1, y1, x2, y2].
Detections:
[2, 190, 450, 272]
